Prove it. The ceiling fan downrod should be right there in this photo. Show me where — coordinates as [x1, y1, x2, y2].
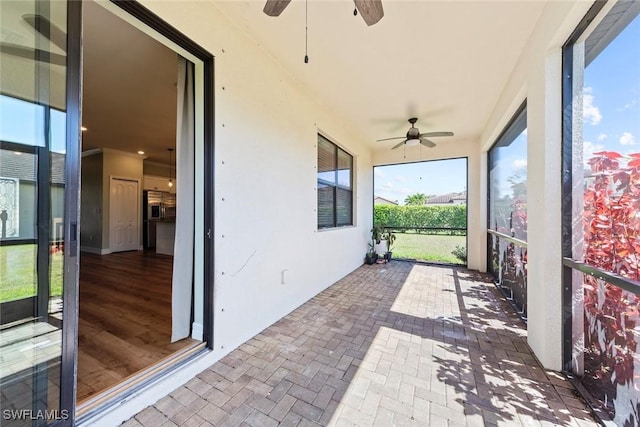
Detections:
[304, 0, 309, 63]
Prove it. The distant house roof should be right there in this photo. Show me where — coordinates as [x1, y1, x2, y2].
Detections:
[0, 149, 65, 185]
[374, 196, 398, 205]
[427, 191, 466, 204]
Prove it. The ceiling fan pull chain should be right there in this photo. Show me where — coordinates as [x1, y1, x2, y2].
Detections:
[304, 0, 309, 63]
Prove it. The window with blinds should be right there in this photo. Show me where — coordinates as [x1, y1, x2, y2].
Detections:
[317, 134, 353, 228]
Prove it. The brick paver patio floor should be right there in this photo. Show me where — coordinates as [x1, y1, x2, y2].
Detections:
[125, 262, 598, 426]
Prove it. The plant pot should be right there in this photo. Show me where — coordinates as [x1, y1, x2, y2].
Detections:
[385, 252, 392, 261]
[365, 253, 378, 265]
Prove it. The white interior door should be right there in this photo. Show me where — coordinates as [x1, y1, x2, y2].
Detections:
[110, 177, 139, 252]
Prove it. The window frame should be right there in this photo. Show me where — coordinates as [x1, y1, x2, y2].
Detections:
[487, 101, 527, 238]
[560, 3, 640, 422]
[317, 134, 354, 229]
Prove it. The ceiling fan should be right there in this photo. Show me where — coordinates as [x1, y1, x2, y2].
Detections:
[377, 118, 454, 149]
[0, 14, 66, 66]
[263, 0, 384, 26]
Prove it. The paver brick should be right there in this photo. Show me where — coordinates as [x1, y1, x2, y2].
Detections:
[135, 406, 167, 426]
[126, 263, 599, 427]
[219, 403, 253, 427]
[247, 393, 277, 415]
[291, 399, 324, 422]
[221, 388, 253, 413]
[155, 396, 185, 419]
[243, 409, 278, 427]
[197, 402, 230, 425]
[268, 393, 297, 422]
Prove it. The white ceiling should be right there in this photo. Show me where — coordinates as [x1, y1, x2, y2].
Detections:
[82, 0, 178, 164]
[2, 1, 548, 161]
[212, 0, 547, 151]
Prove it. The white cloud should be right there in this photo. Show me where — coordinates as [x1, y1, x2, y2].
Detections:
[620, 132, 636, 146]
[583, 87, 602, 125]
[512, 158, 527, 170]
[597, 133, 608, 141]
[583, 140, 605, 164]
[381, 181, 394, 191]
[395, 175, 407, 182]
[399, 187, 412, 195]
[374, 168, 385, 178]
[617, 99, 638, 111]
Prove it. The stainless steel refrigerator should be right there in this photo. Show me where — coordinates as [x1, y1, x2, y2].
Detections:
[143, 190, 176, 249]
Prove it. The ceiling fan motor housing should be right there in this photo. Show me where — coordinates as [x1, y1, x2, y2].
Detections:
[407, 128, 420, 138]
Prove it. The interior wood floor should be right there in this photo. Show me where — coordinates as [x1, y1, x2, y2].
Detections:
[78, 250, 196, 403]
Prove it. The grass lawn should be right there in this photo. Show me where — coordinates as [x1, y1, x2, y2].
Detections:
[391, 233, 466, 264]
[0, 244, 63, 302]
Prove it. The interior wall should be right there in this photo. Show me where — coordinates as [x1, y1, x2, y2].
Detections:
[143, 161, 170, 177]
[479, 0, 595, 370]
[372, 139, 484, 271]
[139, 0, 373, 355]
[80, 152, 103, 249]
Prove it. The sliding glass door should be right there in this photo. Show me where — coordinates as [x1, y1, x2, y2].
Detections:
[0, 1, 81, 425]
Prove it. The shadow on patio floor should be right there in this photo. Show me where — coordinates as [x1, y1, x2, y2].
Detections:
[126, 261, 599, 427]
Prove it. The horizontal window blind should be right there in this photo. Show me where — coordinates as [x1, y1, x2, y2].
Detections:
[317, 135, 353, 228]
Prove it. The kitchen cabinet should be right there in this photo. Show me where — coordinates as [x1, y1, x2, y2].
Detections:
[156, 221, 175, 256]
[143, 175, 176, 193]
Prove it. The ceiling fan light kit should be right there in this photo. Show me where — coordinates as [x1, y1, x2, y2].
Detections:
[376, 118, 454, 150]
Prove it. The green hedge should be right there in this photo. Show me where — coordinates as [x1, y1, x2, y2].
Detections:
[374, 204, 467, 235]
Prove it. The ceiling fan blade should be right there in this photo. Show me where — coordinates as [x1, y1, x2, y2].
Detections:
[263, 0, 292, 16]
[392, 140, 407, 149]
[354, 0, 384, 26]
[0, 43, 66, 66]
[419, 138, 437, 148]
[420, 131, 454, 138]
[377, 136, 405, 142]
[23, 14, 66, 51]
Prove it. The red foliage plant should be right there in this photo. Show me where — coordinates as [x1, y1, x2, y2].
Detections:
[582, 150, 640, 420]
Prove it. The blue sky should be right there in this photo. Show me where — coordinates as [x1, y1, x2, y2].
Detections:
[374, 158, 467, 204]
[582, 13, 640, 162]
[0, 95, 66, 153]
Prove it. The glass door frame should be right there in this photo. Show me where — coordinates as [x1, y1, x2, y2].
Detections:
[57, 0, 82, 425]
[70, 1, 214, 423]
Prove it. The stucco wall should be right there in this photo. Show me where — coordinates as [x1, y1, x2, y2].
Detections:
[137, 1, 373, 356]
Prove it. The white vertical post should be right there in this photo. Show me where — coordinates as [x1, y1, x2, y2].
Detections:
[526, 49, 563, 370]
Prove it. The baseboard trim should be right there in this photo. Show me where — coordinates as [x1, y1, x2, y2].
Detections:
[80, 246, 112, 255]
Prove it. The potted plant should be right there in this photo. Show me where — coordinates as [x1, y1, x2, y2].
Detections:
[366, 225, 384, 265]
[372, 225, 387, 257]
[383, 229, 396, 261]
[365, 242, 378, 265]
